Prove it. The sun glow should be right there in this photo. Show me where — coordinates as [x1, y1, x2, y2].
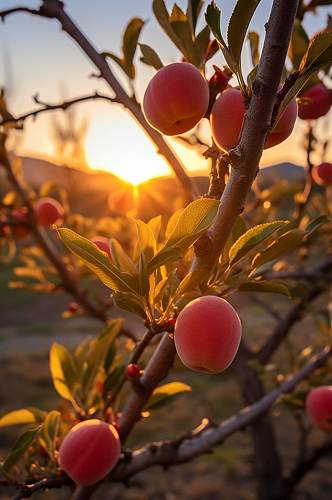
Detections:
[85, 114, 172, 185]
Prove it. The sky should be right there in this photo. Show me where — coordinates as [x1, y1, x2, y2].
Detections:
[0, 0, 331, 185]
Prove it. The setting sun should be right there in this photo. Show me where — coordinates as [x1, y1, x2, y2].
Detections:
[85, 114, 172, 185]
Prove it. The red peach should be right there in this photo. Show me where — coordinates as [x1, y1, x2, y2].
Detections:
[126, 363, 140, 378]
[210, 88, 298, 151]
[174, 296, 242, 374]
[306, 386, 332, 432]
[34, 197, 64, 226]
[108, 188, 134, 215]
[59, 419, 121, 485]
[143, 62, 209, 136]
[298, 83, 331, 120]
[10, 208, 31, 240]
[91, 236, 111, 258]
[311, 162, 332, 186]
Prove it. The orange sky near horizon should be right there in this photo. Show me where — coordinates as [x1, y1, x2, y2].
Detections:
[1, 0, 331, 186]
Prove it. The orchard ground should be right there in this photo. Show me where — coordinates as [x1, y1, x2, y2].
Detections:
[0, 259, 331, 500]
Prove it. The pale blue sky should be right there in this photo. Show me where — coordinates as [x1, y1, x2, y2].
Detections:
[0, 0, 331, 183]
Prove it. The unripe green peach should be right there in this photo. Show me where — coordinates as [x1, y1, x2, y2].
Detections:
[210, 88, 297, 151]
[91, 236, 111, 258]
[34, 197, 64, 226]
[306, 386, 332, 432]
[143, 62, 209, 136]
[59, 419, 121, 485]
[174, 296, 242, 374]
[298, 83, 331, 120]
[311, 162, 332, 186]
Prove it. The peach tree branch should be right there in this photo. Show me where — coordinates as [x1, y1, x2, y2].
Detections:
[0, 148, 113, 324]
[0, 1, 198, 201]
[4, 345, 330, 500]
[0, 92, 118, 126]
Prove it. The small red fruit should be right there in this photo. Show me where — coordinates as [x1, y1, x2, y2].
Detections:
[34, 197, 64, 226]
[174, 296, 242, 374]
[311, 162, 332, 186]
[298, 83, 331, 120]
[91, 236, 111, 258]
[126, 363, 140, 378]
[210, 88, 298, 151]
[306, 386, 332, 432]
[143, 62, 209, 136]
[59, 419, 121, 485]
[10, 208, 31, 240]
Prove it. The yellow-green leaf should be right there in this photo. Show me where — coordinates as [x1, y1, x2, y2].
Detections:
[58, 228, 139, 293]
[49, 343, 76, 401]
[228, 221, 288, 266]
[144, 382, 191, 411]
[0, 408, 46, 428]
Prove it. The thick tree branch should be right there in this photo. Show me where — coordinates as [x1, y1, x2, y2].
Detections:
[192, 0, 300, 271]
[283, 438, 332, 498]
[108, 346, 331, 480]
[257, 256, 332, 364]
[6, 346, 330, 500]
[0, 92, 117, 126]
[0, 1, 198, 201]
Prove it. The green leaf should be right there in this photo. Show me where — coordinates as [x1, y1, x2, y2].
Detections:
[173, 269, 206, 301]
[49, 343, 76, 401]
[220, 215, 247, 266]
[81, 320, 122, 394]
[187, 0, 204, 34]
[248, 31, 260, 66]
[110, 238, 137, 275]
[136, 220, 156, 262]
[153, 0, 183, 53]
[149, 198, 219, 272]
[102, 18, 145, 79]
[288, 20, 309, 70]
[2, 427, 39, 472]
[103, 365, 125, 399]
[122, 18, 145, 78]
[238, 280, 290, 297]
[205, 2, 236, 72]
[40, 410, 60, 458]
[0, 408, 46, 428]
[299, 31, 332, 73]
[148, 215, 162, 241]
[113, 290, 147, 318]
[252, 229, 305, 269]
[165, 208, 184, 239]
[305, 214, 331, 236]
[229, 221, 289, 266]
[144, 382, 191, 411]
[280, 31, 332, 113]
[227, 0, 262, 70]
[195, 25, 211, 61]
[58, 228, 139, 294]
[169, 4, 200, 65]
[139, 43, 163, 70]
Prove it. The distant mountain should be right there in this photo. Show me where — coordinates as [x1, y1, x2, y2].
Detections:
[0, 155, 305, 219]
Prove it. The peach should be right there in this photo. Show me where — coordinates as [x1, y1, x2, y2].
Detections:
[174, 295, 242, 374]
[305, 386, 332, 432]
[298, 83, 331, 120]
[143, 62, 209, 135]
[311, 162, 332, 186]
[59, 419, 121, 485]
[34, 197, 64, 226]
[210, 88, 298, 151]
[10, 208, 31, 240]
[91, 236, 111, 258]
[108, 188, 134, 215]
